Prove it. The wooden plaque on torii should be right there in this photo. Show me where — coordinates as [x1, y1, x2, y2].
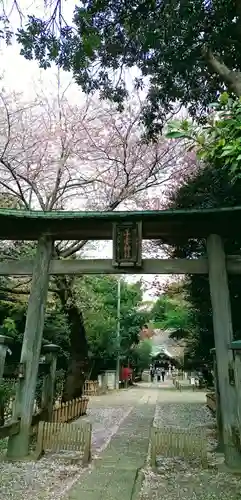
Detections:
[112, 221, 142, 268]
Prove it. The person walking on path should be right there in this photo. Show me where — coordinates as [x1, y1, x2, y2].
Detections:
[161, 368, 166, 382]
[190, 373, 196, 391]
[190, 371, 199, 391]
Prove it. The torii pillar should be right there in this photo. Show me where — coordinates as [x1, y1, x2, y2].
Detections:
[207, 234, 241, 468]
[7, 235, 52, 459]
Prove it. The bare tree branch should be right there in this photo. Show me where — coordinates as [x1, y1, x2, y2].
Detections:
[0, 89, 189, 262]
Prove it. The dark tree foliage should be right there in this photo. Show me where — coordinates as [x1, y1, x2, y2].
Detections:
[14, 0, 241, 136]
[168, 163, 241, 366]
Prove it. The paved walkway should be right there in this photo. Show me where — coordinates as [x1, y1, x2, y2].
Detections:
[67, 387, 158, 500]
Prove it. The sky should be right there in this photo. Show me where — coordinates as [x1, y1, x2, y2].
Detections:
[0, 1, 174, 301]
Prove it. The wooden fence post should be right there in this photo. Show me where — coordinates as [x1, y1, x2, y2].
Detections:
[7, 235, 53, 460]
[82, 423, 92, 465]
[41, 344, 59, 421]
[150, 427, 156, 467]
[35, 421, 44, 459]
[64, 402, 68, 422]
[207, 234, 241, 468]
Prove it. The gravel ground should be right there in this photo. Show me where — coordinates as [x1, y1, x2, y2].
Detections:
[0, 454, 85, 500]
[0, 402, 133, 500]
[140, 394, 241, 500]
[154, 401, 214, 428]
[2, 387, 239, 500]
[140, 462, 241, 500]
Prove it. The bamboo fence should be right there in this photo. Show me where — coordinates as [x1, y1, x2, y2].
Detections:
[150, 425, 207, 467]
[0, 396, 89, 443]
[84, 380, 99, 396]
[36, 420, 92, 464]
[52, 396, 89, 423]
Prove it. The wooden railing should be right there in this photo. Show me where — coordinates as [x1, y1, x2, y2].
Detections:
[0, 420, 20, 439]
[84, 380, 99, 396]
[0, 396, 89, 441]
[52, 396, 89, 423]
[150, 425, 207, 467]
[36, 420, 92, 464]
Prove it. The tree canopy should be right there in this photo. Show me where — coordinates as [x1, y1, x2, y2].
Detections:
[75, 275, 149, 376]
[8, 0, 241, 136]
[0, 248, 149, 379]
[131, 339, 152, 373]
[157, 91, 241, 368]
[150, 282, 192, 336]
[0, 89, 178, 399]
[165, 156, 241, 367]
[167, 93, 241, 181]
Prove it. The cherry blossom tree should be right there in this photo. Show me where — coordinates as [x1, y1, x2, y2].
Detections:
[0, 88, 188, 398]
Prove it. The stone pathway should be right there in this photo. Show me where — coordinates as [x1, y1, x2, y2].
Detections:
[3, 381, 236, 500]
[66, 382, 241, 500]
[66, 387, 158, 500]
[55, 381, 241, 500]
[0, 386, 152, 500]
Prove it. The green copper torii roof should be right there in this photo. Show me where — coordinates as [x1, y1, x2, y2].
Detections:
[0, 206, 240, 240]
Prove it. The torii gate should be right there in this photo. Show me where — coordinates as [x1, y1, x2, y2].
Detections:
[1, 206, 241, 468]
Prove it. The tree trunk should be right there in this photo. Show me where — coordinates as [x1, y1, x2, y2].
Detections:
[55, 276, 88, 402]
[203, 47, 241, 97]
